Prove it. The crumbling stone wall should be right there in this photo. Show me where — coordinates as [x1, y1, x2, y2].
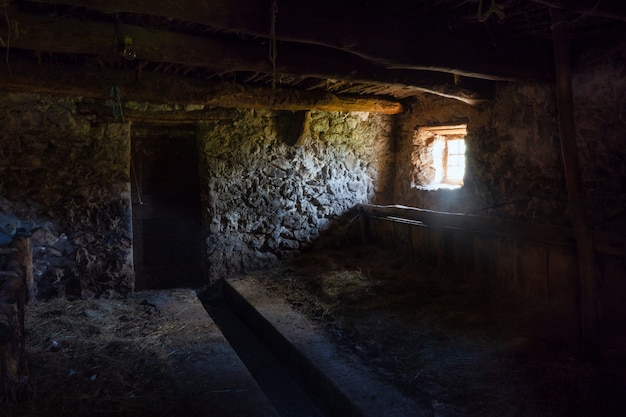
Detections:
[0, 93, 133, 299]
[198, 109, 394, 281]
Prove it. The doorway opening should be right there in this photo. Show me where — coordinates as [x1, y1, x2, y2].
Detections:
[131, 126, 203, 290]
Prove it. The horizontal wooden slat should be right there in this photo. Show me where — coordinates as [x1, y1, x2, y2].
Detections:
[358, 204, 626, 256]
[358, 204, 576, 247]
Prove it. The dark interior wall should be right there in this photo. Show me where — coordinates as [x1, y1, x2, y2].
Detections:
[197, 109, 394, 283]
[394, 50, 626, 228]
[0, 93, 133, 299]
[388, 53, 626, 322]
[571, 50, 626, 231]
[394, 83, 569, 224]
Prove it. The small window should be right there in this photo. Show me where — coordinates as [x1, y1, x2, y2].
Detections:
[411, 125, 467, 190]
[444, 138, 466, 184]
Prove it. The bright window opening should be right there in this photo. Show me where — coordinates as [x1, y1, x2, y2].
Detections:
[411, 124, 467, 190]
[445, 138, 466, 184]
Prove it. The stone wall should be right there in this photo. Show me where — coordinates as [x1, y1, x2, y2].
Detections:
[394, 50, 625, 227]
[1, 53, 621, 297]
[197, 109, 394, 282]
[0, 92, 395, 296]
[0, 93, 133, 299]
[394, 84, 569, 224]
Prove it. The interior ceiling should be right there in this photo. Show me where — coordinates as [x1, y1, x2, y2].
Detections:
[1, 0, 625, 109]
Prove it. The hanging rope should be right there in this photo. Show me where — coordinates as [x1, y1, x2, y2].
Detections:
[130, 156, 143, 205]
[269, 0, 278, 89]
[109, 85, 125, 124]
[477, 0, 505, 22]
[3, 10, 12, 76]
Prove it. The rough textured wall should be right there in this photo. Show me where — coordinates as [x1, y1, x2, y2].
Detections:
[395, 84, 568, 224]
[410, 128, 444, 187]
[572, 49, 626, 231]
[395, 51, 625, 228]
[198, 109, 394, 281]
[0, 93, 132, 299]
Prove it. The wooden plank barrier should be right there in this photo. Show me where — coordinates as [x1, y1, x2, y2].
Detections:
[357, 204, 626, 326]
[0, 232, 33, 406]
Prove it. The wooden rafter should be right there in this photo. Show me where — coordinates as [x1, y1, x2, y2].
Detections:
[23, 0, 553, 81]
[0, 57, 403, 114]
[532, 0, 626, 23]
[0, 9, 494, 104]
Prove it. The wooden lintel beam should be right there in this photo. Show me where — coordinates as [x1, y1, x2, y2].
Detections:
[0, 59, 403, 114]
[76, 102, 237, 124]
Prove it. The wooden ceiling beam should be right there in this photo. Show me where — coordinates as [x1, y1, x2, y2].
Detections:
[25, 0, 551, 80]
[0, 58, 403, 114]
[2, 12, 260, 72]
[1, 10, 493, 104]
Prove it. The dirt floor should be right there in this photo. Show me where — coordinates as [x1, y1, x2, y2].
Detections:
[10, 243, 626, 417]
[14, 290, 238, 417]
[245, 243, 626, 417]
[15, 298, 170, 416]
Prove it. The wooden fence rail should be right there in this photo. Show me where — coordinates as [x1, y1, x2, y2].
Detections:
[357, 204, 626, 329]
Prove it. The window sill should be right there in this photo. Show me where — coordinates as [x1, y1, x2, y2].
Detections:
[413, 183, 463, 191]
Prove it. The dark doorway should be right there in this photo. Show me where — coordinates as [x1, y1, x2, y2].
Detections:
[131, 128, 202, 290]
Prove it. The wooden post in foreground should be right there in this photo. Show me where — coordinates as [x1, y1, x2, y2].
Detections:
[0, 233, 32, 405]
[551, 9, 600, 355]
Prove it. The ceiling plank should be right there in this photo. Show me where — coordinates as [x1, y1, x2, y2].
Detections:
[3, 11, 260, 72]
[1, 10, 493, 104]
[0, 58, 403, 114]
[531, 0, 626, 22]
[25, 0, 552, 80]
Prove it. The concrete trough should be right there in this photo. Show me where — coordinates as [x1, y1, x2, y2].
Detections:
[224, 276, 427, 417]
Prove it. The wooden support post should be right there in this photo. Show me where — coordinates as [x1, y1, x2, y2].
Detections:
[551, 9, 600, 354]
[9, 235, 34, 305]
[0, 234, 32, 405]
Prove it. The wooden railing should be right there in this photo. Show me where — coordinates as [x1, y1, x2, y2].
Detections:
[357, 204, 626, 324]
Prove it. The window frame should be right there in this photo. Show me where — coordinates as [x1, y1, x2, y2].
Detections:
[442, 136, 466, 185]
[411, 124, 467, 190]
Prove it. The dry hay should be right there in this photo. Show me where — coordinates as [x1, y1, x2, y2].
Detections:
[13, 293, 197, 417]
[248, 243, 613, 417]
[5, 243, 624, 417]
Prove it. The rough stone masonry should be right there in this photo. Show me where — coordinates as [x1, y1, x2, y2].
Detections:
[0, 94, 395, 298]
